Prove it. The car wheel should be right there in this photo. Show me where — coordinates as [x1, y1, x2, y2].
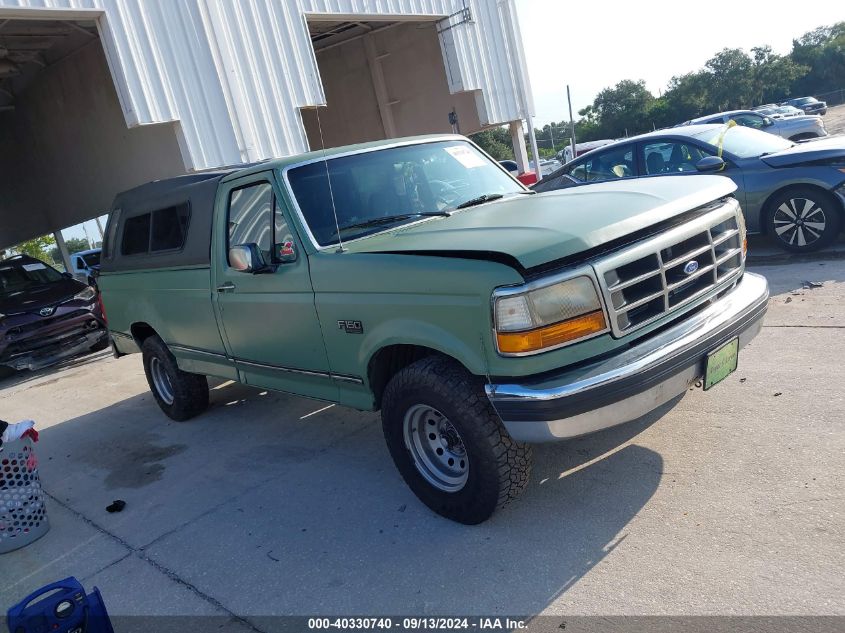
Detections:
[381, 356, 532, 524]
[766, 188, 842, 253]
[141, 335, 209, 421]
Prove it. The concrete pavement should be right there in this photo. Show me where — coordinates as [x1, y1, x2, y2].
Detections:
[0, 252, 843, 626]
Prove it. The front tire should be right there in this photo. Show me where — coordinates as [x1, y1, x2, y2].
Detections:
[142, 336, 208, 421]
[766, 188, 841, 253]
[381, 356, 532, 524]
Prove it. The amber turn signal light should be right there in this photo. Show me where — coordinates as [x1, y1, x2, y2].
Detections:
[496, 310, 607, 354]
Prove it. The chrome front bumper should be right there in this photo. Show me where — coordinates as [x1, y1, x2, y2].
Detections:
[486, 272, 769, 442]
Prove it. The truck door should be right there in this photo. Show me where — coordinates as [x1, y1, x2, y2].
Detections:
[212, 171, 337, 402]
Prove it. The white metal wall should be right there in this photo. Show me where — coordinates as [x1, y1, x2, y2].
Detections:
[0, 0, 534, 171]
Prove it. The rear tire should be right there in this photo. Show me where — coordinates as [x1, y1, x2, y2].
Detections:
[766, 188, 841, 253]
[381, 356, 532, 524]
[141, 336, 208, 421]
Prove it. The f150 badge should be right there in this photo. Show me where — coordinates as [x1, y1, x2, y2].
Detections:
[338, 320, 363, 334]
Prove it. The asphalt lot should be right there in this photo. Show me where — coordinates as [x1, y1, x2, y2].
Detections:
[1, 239, 843, 629]
[823, 103, 845, 136]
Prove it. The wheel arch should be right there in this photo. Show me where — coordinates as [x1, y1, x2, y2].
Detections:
[130, 322, 159, 348]
[759, 184, 843, 235]
[368, 344, 470, 410]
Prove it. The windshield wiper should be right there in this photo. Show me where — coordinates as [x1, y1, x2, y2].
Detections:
[337, 212, 450, 233]
[454, 193, 504, 209]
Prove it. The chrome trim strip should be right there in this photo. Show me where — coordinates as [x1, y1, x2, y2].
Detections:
[235, 358, 364, 385]
[110, 331, 133, 340]
[167, 344, 364, 385]
[169, 344, 228, 360]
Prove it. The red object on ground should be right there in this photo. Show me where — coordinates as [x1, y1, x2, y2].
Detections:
[516, 171, 538, 186]
[22, 428, 39, 443]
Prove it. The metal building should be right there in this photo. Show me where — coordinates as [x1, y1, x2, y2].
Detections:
[0, 0, 538, 255]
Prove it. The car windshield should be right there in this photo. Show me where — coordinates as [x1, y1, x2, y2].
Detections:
[0, 260, 64, 297]
[81, 252, 100, 267]
[286, 140, 524, 246]
[690, 125, 793, 158]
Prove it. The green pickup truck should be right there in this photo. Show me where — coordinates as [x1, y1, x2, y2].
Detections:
[99, 135, 768, 524]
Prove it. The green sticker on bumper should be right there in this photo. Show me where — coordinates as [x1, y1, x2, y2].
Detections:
[704, 337, 739, 390]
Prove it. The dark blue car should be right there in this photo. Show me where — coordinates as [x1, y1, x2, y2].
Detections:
[533, 124, 845, 253]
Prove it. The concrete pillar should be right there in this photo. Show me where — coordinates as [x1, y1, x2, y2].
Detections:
[363, 34, 397, 138]
[509, 120, 529, 173]
[53, 231, 72, 274]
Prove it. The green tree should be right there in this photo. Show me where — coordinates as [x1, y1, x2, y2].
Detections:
[750, 45, 807, 104]
[705, 48, 754, 110]
[13, 235, 56, 262]
[789, 22, 845, 96]
[47, 237, 91, 263]
[591, 79, 655, 138]
[469, 127, 514, 161]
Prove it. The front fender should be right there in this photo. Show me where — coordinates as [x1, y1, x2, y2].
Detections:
[358, 318, 489, 378]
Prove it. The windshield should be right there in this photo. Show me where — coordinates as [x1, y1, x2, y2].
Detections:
[286, 140, 523, 246]
[0, 260, 64, 297]
[691, 125, 793, 158]
[81, 252, 101, 267]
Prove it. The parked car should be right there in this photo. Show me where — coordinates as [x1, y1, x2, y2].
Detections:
[782, 96, 827, 116]
[69, 247, 101, 284]
[557, 139, 615, 163]
[533, 124, 845, 253]
[753, 105, 804, 119]
[99, 135, 768, 524]
[678, 109, 827, 141]
[0, 255, 108, 374]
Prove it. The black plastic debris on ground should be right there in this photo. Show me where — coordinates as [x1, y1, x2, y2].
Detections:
[802, 280, 823, 289]
[106, 500, 126, 513]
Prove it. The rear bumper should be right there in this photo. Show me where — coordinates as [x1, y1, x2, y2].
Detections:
[486, 272, 769, 442]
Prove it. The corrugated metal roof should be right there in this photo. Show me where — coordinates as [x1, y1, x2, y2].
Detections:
[0, 0, 533, 170]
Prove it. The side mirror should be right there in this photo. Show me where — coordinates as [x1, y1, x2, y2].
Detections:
[763, 117, 774, 127]
[61, 272, 73, 279]
[695, 156, 726, 173]
[229, 243, 269, 273]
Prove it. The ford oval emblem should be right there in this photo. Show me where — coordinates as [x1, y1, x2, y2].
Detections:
[683, 260, 699, 276]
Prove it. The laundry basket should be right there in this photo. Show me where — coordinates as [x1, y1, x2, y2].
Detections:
[1, 437, 50, 554]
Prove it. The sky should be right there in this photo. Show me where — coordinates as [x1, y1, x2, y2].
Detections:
[515, 0, 845, 127]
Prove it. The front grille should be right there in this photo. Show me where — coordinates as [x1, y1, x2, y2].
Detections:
[594, 201, 744, 337]
[5, 310, 89, 338]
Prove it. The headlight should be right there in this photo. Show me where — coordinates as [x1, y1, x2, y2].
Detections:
[73, 287, 97, 302]
[493, 274, 608, 355]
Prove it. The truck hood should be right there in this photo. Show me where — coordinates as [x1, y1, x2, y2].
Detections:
[342, 175, 737, 270]
[0, 278, 87, 316]
[761, 135, 845, 168]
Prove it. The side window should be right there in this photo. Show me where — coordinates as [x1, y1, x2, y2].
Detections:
[731, 113, 765, 130]
[644, 141, 711, 175]
[150, 203, 190, 251]
[228, 181, 291, 266]
[121, 213, 151, 255]
[75, 256, 85, 270]
[577, 146, 635, 183]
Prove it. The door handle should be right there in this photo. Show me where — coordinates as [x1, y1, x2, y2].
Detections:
[216, 282, 236, 292]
